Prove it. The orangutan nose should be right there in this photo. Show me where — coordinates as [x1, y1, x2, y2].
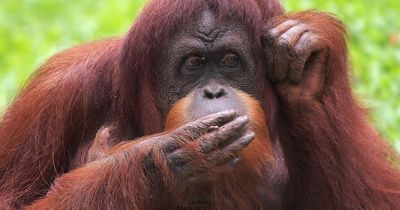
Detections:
[203, 84, 227, 99]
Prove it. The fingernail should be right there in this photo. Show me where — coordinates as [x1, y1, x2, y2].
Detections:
[222, 109, 236, 115]
[236, 115, 249, 124]
[241, 132, 255, 145]
[209, 125, 219, 131]
[244, 130, 255, 136]
[228, 157, 241, 166]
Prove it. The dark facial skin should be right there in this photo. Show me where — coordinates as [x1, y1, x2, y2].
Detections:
[157, 10, 260, 117]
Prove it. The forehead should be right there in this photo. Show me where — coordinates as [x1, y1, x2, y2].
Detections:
[177, 9, 250, 44]
[194, 10, 226, 38]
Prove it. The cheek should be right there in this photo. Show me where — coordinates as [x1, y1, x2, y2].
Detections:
[157, 78, 183, 114]
[233, 76, 258, 99]
[164, 95, 191, 130]
[227, 62, 259, 97]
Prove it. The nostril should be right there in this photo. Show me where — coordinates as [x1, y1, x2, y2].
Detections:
[203, 87, 226, 99]
[203, 89, 215, 99]
[214, 88, 226, 98]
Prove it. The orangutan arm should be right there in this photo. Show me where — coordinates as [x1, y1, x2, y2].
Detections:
[29, 111, 254, 209]
[263, 11, 400, 209]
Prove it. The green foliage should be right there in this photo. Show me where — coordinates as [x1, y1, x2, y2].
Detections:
[0, 0, 399, 151]
[0, 0, 146, 110]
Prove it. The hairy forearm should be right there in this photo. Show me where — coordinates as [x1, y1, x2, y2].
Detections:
[279, 96, 400, 209]
[29, 142, 169, 210]
[279, 97, 337, 166]
[278, 97, 356, 208]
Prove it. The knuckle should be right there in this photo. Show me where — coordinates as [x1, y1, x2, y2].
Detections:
[264, 34, 275, 45]
[168, 132, 186, 145]
[215, 128, 228, 139]
[274, 19, 297, 28]
[168, 152, 187, 168]
[183, 123, 208, 136]
[163, 141, 179, 153]
[199, 141, 213, 153]
[197, 121, 208, 129]
[279, 33, 291, 44]
[293, 44, 308, 57]
[261, 34, 273, 47]
[277, 37, 290, 49]
[292, 23, 311, 34]
[213, 116, 225, 125]
[269, 27, 279, 37]
[284, 19, 299, 25]
[301, 32, 320, 46]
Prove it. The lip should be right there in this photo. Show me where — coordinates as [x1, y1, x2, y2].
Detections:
[185, 86, 247, 122]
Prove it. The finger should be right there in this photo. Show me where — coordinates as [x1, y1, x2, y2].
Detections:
[195, 109, 238, 128]
[289, 32, 323, 83]
[279, 23, 310, 47]
[93, 126, 111, 147]
[208, 131, 255, 166]
[268, 19, 299, 40]
[274, 43, 290, 81]
[266, 20, 299, 82]
[263, 38, 277, 82]
[279, 24, 312, 83]
[172, 109, 237, 142]
[222, 131, 255, 154]
[167, 130, 255, 180]
[263, 20, 299, 82]
[197, 115, 249, 153]
[262, 19, 299, 51]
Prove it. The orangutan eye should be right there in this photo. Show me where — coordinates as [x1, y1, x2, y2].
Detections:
[220, 53, 239, 68]
[183, 56, 204, 72]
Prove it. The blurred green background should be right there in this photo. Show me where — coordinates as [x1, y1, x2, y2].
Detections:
[0, 0, 399, 151]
